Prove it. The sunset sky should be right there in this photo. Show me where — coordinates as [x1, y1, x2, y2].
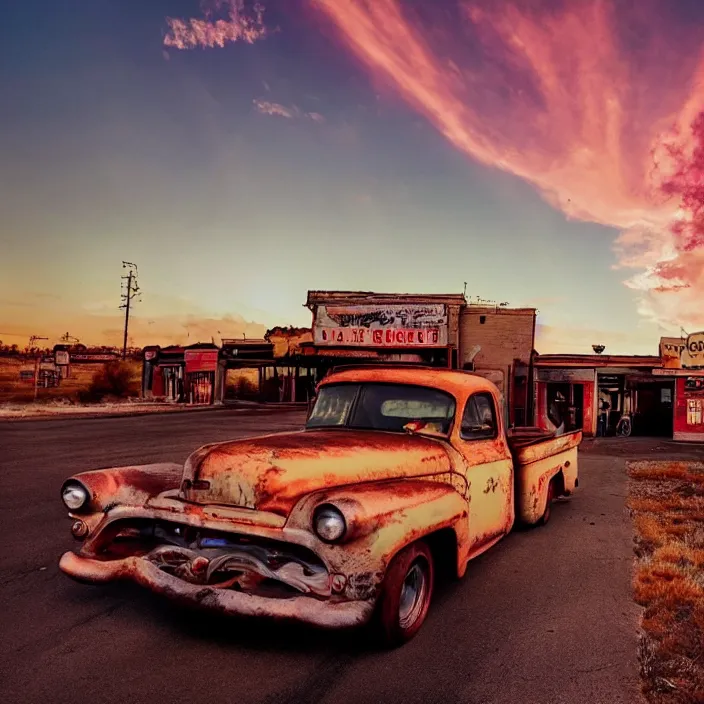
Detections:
[1, 0, 703, 354]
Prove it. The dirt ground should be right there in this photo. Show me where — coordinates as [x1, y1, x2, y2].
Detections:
[582, 436, 704, 460]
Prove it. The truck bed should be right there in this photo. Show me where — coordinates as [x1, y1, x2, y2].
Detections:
[507, 427, 582, 466]
[508, 428, 582, 525]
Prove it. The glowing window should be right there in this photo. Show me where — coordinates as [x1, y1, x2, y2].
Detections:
[687, 399, 703, 426]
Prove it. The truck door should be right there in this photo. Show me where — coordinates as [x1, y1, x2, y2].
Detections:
[455, 391, 514, 552]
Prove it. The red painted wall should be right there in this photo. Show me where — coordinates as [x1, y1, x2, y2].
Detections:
[151, 366, 164, 397]
[673, 377, 704, 441]
[582, 381, 595, 436]
[184, 350, 219, 373]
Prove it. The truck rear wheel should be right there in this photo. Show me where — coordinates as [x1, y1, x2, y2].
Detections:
[539, 479, 556, 526]
[375, 540, 434, 648]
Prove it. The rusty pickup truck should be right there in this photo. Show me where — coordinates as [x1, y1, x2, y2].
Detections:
[59, 367, 581, 646]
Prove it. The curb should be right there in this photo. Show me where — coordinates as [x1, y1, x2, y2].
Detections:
[0, 403, 308, 423]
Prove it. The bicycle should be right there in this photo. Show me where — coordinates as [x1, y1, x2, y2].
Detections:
[616, 412, 632, 437]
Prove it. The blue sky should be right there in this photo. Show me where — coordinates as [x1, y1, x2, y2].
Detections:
[1, 0, 702, 353]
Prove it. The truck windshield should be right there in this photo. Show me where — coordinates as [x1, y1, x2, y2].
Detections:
[306, 383, 456, 434]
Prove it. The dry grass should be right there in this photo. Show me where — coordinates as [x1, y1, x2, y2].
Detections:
[225, 368, 259, 401]
[629, 461, 704, 703]
[630, 461, 704, 485]
[0, 357, 141, 403]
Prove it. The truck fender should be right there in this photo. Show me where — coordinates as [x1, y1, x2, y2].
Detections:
[516, 445, 579, 524]
[286, 478, 470, 580]
[61, 463, 183, 514]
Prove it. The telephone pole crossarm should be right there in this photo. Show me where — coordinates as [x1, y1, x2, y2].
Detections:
[119, 262, 141, 359]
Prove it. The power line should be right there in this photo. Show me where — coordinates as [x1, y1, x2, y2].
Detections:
[119, 261, 141, 359]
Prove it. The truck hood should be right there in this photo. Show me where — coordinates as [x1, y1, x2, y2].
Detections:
[179, 429, 453, 516]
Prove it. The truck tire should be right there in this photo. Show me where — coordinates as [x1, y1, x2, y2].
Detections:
[538, 479, 556, 526]
[375, 540, 434, 648]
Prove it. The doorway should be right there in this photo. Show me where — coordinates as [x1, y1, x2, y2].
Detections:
[630, 382, 674, 436]
[162, 366, 183, 402]
[546, 382, 584, 433]
[597, 374, 624, 435]
[189, 371, 214, 405]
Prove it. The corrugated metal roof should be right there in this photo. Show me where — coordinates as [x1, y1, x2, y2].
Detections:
[463, 306, 537, 315]
[534, 354, 661, 368]
[221, 338, 270, 346]
[305, 290, 467, 306]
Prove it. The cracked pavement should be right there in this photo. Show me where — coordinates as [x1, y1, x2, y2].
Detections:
[1, 410, 644, 704]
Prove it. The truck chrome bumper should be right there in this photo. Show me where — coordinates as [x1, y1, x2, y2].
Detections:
[59, 551, 374, 629]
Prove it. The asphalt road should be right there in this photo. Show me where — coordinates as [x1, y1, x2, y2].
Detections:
[1, 410, 643, 704]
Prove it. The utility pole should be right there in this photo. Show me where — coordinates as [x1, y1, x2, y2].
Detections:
[59, 332, 79, 345]
[120, 262, 140, 359]
[29, 335, 48, 401]
[29, 335, 49, 350]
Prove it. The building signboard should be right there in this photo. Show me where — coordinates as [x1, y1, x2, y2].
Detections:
[184, 350, 219, 373]
[660, 333, 704, 369]
[70, 353, 119, 362]
[660, 337, 686, 365]
[40, 358, 57, 372]
[682, 332, 704, 368]
[536, 368, 595, 383]
[313, 304, 448, 348]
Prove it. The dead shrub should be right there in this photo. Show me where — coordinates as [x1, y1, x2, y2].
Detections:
[654, 546, 704, 569]
[79, 361, 139, 402]
[635, 515, 668, 550]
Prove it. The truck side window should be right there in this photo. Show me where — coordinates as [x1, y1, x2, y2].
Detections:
[460, 393, 497, 440]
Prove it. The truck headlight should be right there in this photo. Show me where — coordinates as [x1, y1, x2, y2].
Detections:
[62, 481, 89, 511]
[313, 504, 346, 543]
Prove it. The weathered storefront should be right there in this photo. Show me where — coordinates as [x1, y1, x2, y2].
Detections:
[655, 332, 704, 442]
[302, 291, 465, 374]
[184, 346, 219, 405]
[142, 346, 183, 401]
[218, 337, 317, 404]
[142, 343, 220, 404]
[533, 354, 668, 437]
[650, 369, 704, 442]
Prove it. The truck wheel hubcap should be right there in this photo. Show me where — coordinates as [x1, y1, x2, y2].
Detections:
[399, 561, 427, 629]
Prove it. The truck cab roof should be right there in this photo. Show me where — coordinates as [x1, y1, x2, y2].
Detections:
[320, 366, 500, 401]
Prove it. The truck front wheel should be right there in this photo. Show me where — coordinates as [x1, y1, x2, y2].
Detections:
[375, 540, 434, 648]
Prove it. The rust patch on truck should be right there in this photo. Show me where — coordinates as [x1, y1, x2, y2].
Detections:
[484, 477, 499, 494]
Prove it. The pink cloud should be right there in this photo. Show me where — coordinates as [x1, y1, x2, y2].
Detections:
[311, 0, 704, 332]
[253, 98, 326, 123]
[164, 0, 267, 50]
[253, 99, 298, 119]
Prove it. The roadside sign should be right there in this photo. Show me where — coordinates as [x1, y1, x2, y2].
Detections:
[70, 353, 118, 362]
